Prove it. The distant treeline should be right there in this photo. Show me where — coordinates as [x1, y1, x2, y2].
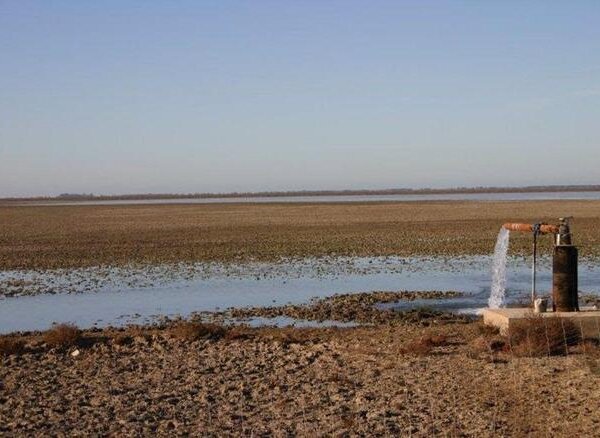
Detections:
[3, 185, 600, 202]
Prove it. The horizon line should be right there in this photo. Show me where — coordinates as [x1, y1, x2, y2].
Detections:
[3, 184, 600, 202]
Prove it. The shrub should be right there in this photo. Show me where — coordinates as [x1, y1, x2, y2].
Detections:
[170, 322, 225, 341]
[112, 334, 133, 346]
[223, 326, 252, 341]
[477, 323, 500, 337]
[507, 316, 579, 357]
[401, 332, 449, 355]
[0, 337, 26, 356]
[421, 333, 449, 346]
[44, 323, 81, 348]
[468, 336, 507, 360]
[257, 328, 315, 345]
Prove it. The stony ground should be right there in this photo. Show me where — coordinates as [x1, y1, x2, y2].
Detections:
[2, 316, 600, 436]
[2, 200, 600, 270]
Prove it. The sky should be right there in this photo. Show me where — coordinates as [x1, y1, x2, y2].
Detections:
[1, 1, 599, 197]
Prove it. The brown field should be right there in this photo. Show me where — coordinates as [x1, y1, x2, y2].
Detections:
[2, 316, 600, 436]
[2, 202, 600, 436]
[1, 200, 600, 270]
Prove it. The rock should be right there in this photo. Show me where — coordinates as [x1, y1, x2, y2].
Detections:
[70, 349, 81, 357]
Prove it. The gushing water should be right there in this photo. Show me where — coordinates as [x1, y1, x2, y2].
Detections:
[488, 228, 510, 308]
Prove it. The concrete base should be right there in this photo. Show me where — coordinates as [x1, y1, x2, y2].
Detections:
[483, 307, 600, 338]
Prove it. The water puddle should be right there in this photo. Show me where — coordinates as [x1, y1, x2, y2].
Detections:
[0, 256, 598, 333]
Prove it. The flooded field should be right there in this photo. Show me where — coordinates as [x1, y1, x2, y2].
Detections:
[1, 255, 599, 333]
[11, 190, 600, 206]
[2, 199, 600, 331]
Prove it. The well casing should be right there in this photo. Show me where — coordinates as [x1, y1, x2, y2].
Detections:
[552, 245, 579, 312]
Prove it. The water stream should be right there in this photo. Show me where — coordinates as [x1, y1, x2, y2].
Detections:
[488, 228, 510, 308]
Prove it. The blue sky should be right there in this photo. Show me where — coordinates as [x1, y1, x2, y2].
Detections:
[1, 1, 599, 197]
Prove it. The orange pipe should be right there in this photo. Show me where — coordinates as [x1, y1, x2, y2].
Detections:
[502, 223, 559, 234]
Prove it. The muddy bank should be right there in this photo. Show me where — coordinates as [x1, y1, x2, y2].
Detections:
[0, 289, 469, 334]
[196, 290, 467, 325]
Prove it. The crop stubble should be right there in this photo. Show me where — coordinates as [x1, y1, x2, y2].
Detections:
[1, 200, 599, 270]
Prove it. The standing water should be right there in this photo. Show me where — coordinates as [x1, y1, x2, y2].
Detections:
[488, 228, 510, 308]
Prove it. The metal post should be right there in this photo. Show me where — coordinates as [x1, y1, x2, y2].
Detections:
[531, 233, 537, 305]
[531, 224, 540, 306]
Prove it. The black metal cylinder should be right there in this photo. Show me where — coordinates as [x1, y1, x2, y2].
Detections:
[552, 245, 578, 312]
[557, 221, 572, 245]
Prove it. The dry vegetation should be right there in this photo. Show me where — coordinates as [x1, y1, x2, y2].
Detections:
[400, 332, 450, 355]
[169, 321, 226, 342]
[507, 316, 581, 357]
[42, 323, 81, 348]
[2, 316, 600, 436]
[0, 336, 25, 356]
[2, 200, 600, 270]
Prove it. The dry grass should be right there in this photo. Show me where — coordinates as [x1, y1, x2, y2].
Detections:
[573, 340, 600, 375]
[470, 336, 507, 353]
[477, 323, 501, 337]
[467, 323, 507, 358]
[112, 334, 133, 346]
[223, 326, 253, 341]
[43, 323, 81, 348]
[1, 200, 600, 269]
[467, 336, 509, 365]
[0, 336, 26, 356]
[400, 332, 450, 355]
[257, 327, 324, 345]
[169, 322, 226, 341]
[507, 316, 580, 357]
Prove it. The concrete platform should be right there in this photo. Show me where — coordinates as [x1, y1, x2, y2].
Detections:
[483, 307, 600, 338]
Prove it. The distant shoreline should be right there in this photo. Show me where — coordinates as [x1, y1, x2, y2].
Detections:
[3, 184, 600, 202]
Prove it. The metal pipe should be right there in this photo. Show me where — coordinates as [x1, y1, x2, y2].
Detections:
[556, 217, 573, 245]
[502, 223, 559, 234]
[500, 218, 579, 311]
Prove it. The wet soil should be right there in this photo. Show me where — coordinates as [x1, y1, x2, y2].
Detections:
[196, 290, 467, 325]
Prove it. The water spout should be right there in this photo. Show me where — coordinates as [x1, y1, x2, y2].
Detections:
[489, 228, 510, 308]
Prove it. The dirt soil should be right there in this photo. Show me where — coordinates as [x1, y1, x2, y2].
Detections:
[2, 318, 600, 436]
[2, 200, 600, 269]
